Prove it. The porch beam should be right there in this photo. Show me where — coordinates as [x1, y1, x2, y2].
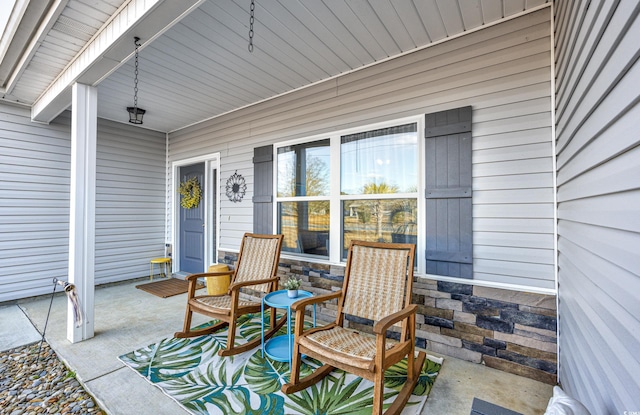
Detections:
[68, 83, 97, 343]
[3, 0, 69, 95]
[31, 0, 204, 124]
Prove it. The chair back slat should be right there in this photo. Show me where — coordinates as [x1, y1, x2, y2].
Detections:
[234, 235, 281, 293]
[342, 244, 412, 325]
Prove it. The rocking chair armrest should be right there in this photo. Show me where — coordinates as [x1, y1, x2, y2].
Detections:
[373, 304, 417, 335]
[184, 273, 203, 282]
[228, 276, 278, 291]
[184, 271, 234, 282]
[290, 290, 342, 312]
[290, 291, 342, 337]
[203, 271, 235, 278]
[183, 273, 223, 299]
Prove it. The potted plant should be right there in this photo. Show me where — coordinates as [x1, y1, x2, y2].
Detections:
[283, 276, 302, 298]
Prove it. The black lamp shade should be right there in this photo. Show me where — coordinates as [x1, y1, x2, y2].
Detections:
[127, 107, 146, 124]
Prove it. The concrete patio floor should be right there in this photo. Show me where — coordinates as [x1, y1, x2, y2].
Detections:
[5, 279, 553, 415]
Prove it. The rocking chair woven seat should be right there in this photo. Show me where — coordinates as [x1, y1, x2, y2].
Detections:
[191, 295, 259, 313]
[301, 325, 398, 370]
[283, 240, 426, 415]
[174, 233, 285, 357]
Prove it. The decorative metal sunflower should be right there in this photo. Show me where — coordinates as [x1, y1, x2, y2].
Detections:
[226, 170, 246, 203]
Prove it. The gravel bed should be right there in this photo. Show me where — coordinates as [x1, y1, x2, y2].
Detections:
[0, 341, 105, 414]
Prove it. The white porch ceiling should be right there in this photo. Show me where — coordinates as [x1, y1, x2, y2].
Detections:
[0, 0, 549, 133]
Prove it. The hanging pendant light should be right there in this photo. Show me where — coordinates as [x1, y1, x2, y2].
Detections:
[127, 37, 145, 124]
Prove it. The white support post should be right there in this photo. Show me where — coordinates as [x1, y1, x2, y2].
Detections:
[68, 83, 97, 343]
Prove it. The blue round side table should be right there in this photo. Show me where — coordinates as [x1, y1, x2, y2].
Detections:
[261, 290, 316, 367]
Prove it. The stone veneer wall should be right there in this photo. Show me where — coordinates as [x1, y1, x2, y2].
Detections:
[219, 251, 558, 385]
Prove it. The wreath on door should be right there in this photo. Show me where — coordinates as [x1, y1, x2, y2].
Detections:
[179, 177, 202, 209]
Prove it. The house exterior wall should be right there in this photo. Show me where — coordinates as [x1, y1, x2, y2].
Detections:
[167, 8, 559, 382]
[0, 104, 71, 302]
[554, 0, 640, 412]
[0, 104, 166, 302]
[169, 8, 556, 291]
[93, 117, 167, 284]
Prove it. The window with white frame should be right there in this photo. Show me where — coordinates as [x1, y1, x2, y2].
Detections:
[276, 119, 419, 262]
[340, 123, 418, 259]
[277, 139, 331, 257]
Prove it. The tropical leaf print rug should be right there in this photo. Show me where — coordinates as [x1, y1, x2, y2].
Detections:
[119, 313, 442, 415]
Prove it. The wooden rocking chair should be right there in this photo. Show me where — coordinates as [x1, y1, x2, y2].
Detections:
[174, 233, 285, 357]
[282, 240, 426, 415]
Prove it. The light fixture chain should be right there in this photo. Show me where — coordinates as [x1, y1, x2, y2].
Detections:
[248, 0, 255, 53]
[127, 36, 145, 124]
[133, 37, 140, 108]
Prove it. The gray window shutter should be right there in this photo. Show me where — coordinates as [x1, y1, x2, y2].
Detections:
[253, 145, 273, 234]
[425, 106, 473, 278]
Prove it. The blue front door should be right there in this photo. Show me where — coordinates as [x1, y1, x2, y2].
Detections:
[179, 163, 205, 274]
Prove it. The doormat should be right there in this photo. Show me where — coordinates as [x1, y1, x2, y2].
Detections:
[119, 313, 443, 415]
[135, 278, 204, 298]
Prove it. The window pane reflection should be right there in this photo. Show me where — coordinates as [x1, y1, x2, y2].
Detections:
[342, 199, 417, 259]
[277, 140, 330, 197]
[341, 124, 417, 195]
[278, 201, 330, 257]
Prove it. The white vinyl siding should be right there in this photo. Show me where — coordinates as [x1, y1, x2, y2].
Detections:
[168, 8, 555, 290]
[0, 104, 71, 302]
[554, 0, 640, 413]
[0, 104, 167, 302]
[95, 118, 167, 284]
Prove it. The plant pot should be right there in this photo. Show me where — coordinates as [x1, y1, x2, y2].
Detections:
[287, 289, 298, 298]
